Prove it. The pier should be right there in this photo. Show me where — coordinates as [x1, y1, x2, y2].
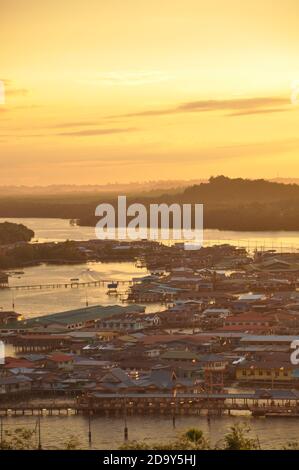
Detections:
[80, 391, 299, 417]
[11, 335, 72, 353]
[7, 279, 135, 291]
[2, 391, 299, 418]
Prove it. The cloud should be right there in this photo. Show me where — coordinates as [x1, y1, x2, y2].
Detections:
[109, 96, 291, 119]
[0, 127, 139, 139]
[228, 108, 291, 117]
[46, 121, 99, 129]
[57, 127, 138, 137]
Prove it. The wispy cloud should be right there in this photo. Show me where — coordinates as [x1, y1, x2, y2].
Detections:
[0, 127, 139, 139]
[109, 96, 291, 119]
[228, 108, 291, 117]
[57, 127, 138, 137]
[46, 121, 99, 129]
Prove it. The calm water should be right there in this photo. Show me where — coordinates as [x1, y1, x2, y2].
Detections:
[1, 217, 299, 449]
[1, 413, 299, 450]
[2, 217, 299, 250]
[1, 217, 299, 316]
[1, 261, 156, 318]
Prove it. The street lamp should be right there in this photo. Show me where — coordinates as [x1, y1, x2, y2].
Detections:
[172, 387, 177, 428]
[123, 394, 128, 441]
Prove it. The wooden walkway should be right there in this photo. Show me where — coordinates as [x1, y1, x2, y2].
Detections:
[8, 279, 134, 291]
[2, 392, 299, 418]
[0, 405, 79, 416]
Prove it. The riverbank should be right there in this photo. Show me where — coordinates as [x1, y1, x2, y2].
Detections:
[0, 238, 151, 270]
[4, 218, 299, 251]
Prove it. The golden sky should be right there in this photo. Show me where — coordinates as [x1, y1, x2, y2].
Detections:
[1, 0, 299, 185]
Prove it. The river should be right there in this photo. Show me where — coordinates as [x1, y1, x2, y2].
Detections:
[1, 217, 299, 316]
[2, 217, 299, 250]
[1, 413, 298, 450]
[0, 261, 158, 318]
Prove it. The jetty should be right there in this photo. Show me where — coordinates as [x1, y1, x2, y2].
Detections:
[2, 391, 299, 418]
[8, 279, 135, 291]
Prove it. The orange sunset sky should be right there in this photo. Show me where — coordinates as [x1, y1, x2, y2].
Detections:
[1, 0, 299, 185]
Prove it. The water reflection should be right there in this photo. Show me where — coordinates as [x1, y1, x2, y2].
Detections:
[1, 414, 298, 450]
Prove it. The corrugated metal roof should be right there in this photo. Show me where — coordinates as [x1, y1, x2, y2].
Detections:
[19, 304, 145, 326]
[240, 335, 299, 343]
[90, 390, 299, 400]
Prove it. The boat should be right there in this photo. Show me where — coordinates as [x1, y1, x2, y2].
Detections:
[107, 282, 118, 289]
[107, 281, 118, 295]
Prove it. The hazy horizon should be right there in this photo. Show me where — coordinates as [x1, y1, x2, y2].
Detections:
[0, 176, 299, 194]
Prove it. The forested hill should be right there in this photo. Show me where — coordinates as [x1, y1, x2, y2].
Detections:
[182, 176, 299, 203]
[1, 177, 299, 231]
[0, 222, 34, 245]
[78, 177, 299, 230]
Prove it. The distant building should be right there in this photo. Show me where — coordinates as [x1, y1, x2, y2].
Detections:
[45, 353, 74, 371]
[0, 272, 8, 288]
[203, 308, 231, 319]
[97, 317, 146, 332]
[0, 375, 32, 395]
[10, 304, 145, 331]
[0, 310, 20, 325]
[235, 359, 296, 385]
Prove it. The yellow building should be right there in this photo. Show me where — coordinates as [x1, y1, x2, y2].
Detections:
[236, 362, 293, 384]
[96, 331, 121, 341]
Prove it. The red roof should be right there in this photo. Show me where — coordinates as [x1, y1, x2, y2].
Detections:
[0, 311, 20, 318]
[4, 358, 36, 369]
[47, 353, 73, 363]
[18, 335, 70, 340]
[225, 312, 277, 323]
[216, 325, 269, 332]
[142, 335, 183, 345]
[142, 334, 215, 346]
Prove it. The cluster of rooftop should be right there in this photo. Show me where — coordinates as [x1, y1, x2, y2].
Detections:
[2, 243, 299, 415]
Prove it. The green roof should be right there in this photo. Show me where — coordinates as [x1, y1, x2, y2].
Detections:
[3, 304, 144, 329]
